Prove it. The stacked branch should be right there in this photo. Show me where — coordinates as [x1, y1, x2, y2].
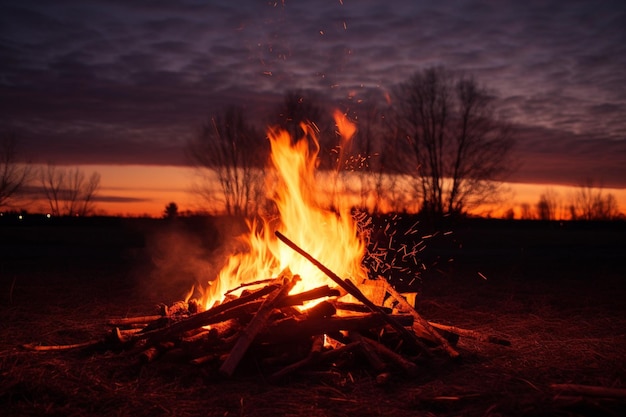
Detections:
[22, 232, 510, 381]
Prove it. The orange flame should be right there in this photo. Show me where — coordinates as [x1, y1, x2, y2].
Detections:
[202, 114, 366, 309]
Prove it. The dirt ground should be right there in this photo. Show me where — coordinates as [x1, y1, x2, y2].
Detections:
[1, 216, 625, 416]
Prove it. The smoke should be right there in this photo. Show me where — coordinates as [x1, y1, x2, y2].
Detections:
[138, 216, 248, 303]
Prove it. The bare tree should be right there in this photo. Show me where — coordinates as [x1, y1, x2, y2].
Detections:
[39, 165, 100, 216]
[394, 67, 516, 218]
[188, 106, 265, 216]
[0, 132, 32, 209]
[570, 180, 621, 220]
[536, 189, 560, 220]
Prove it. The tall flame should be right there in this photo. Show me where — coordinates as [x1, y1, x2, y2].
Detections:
[202, 113, 366, 309]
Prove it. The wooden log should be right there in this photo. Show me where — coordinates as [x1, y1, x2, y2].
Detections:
[134, 282, 280, 347]
[275, 231, 432, 356]
[304, 300, 336, 319]
[360, 335, 418, 377]
[269, 335, 325, 381]
[258, 313, 414, 343]
[219, 275, 298, 377]
[349, 331, 387, 372]
[382, 279, 459, 358]
[279, 285, 341, 307]
[332, 301, 392, 314]
[427, 322, 511, 346]
[269, 341, 362, 382]
[107, 315, 163, 327]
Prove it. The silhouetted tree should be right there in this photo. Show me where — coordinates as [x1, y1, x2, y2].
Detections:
[536, 189, 560, 220]
[570, 180, 620, 220]
[39, 164, 100, 216]
[164, 202, 178, 219]
[0, 132, 32, 209]
[188, 106, 265, 216]
[393, 67, 516, 218]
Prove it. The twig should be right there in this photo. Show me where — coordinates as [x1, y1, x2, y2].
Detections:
[275, 230, 432, 357]
[22, 341, 100, 351]
[382, 279, 459, 358]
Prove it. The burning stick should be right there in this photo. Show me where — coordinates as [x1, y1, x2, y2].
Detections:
[135, 282, 281, 348]
[219, 274, 298, 377]
[275, 230, 432, 357]
[382, 279, 460, 358]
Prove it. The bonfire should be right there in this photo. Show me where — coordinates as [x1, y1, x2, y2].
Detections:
[23, 112, 510, 381]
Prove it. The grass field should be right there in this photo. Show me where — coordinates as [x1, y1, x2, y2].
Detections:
[1, 215, 625, 416]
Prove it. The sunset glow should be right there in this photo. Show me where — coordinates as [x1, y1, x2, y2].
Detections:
[40, 165, 625, 219]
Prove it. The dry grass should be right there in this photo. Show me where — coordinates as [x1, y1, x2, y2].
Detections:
[1, 219, 625, 416]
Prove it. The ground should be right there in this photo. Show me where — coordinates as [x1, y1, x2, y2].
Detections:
[0, 215, 625, 416]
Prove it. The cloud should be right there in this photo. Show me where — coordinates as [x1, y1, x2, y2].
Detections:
[1, 0, 625, 186]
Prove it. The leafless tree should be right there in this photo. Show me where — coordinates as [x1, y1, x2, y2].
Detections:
[188, 106, 266, 216]
[519, 203, 534, 220]
[39, 165, 100, 216]
[0, 132, 32, 209]
[536, 189, 561, 220]
[393, 67, 516, 218]
[570, 180, 621, 220]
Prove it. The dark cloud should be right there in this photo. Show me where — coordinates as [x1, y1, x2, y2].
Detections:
[0, 0, 624, 186]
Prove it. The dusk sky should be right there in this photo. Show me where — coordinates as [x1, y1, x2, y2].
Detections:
[1, 0, 625, 215]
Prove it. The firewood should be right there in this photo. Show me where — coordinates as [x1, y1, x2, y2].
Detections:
[22, 341, 100, 351]
[107, 315, 163, 327]
[225, 278, 275, 295]
[332, 301, 392, 314]
[269, 335, 325, 381]
[219, 275, 298, 377]
[349, 331, 387, 372]
[269, 338, 360, 382]
[275, 231, 432, 356]
[279, 285, 341, 307]
[258, 313, 414, 343]
[360, 336, 419, 376]
[135, 282, 281, 347]
[304, 300, 336, 319]
[382, 279, 460, 358]
[427, 322, 511, 346]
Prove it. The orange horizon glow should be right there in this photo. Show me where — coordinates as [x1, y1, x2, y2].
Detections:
[11, 164, 626, 219]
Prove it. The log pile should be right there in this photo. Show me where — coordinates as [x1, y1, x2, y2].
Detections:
[23, 231, 510, 382]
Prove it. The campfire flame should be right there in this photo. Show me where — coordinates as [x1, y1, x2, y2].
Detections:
[202, 112, 367, 310]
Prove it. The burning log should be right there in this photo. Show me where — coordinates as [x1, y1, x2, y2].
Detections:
[133, 282, 281, 348]
[257, 314, 414, 344]
[220, 274, 298, 377]
[275, 230, 433, 356]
